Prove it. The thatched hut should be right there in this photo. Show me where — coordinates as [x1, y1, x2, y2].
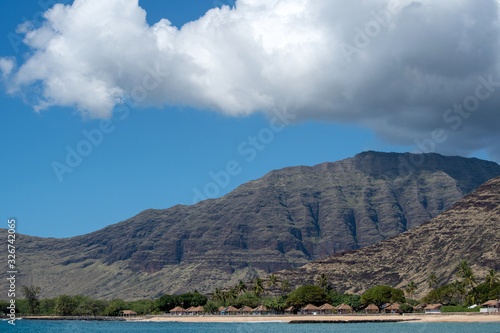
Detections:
[300, 304, 320, 315]
[364, 304, 379, 314]
[170, 306, 186, 315]
[240, 306, 253, 315]
[252, 305, 269, 315]
[336, 304, 353, 314]
[120, 310, 137, 317]
[319, 303, 335, 315]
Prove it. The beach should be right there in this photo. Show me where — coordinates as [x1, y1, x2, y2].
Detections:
[128, 313, 500, 323]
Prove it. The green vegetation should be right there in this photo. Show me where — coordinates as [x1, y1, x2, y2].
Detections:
[3, 259, 496, 317]
[22, 285, 41, 314]
[361, 286, 404, 309]
[423, 263, 499, 307]
[286, 285, 328, 309]
[440, 305, 480, 313]
[328, 291, 362, 311]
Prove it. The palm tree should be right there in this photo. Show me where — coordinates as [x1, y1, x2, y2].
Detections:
[451, 280, 465, 305]
[227, 287, 238, 301]
[485, 269, 499, 288]
[463, 268, 477, 292]
[405, 281, 418, 303]
[318, 273, 329, 290]
[252, 278, 265, 298]
[267, 274, 278, 295]
[212, 288, 224, 303]
[236, 280, 247, 295]
[428, 273, 438, 289]
[280, 280, 290, 295]
[456, 260, 470, 280]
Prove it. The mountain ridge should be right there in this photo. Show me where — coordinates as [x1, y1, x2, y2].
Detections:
[4, 151, 500, 300]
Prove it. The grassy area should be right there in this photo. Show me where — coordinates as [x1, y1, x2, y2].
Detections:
[440, 305, 480, 313]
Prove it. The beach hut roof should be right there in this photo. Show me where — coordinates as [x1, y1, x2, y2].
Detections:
[240, 306, 253, 312]
[253, 305, 268, 312]
[170, 306, 186, 312]
[301, 304, 320, 311]
[185, 307, 194, 312]
[121, 310, 137, 315]
[481, 299, 499, 307]
[191, 306, 204, 312]
[319, 303, 335, 310]
[424, 304, 443, 310]
[365, 304, 379, 310]
[285, 306, 294, 311]
[337, 304, 353, 310]
[385, 303, 400, 310]
[226, 306, 240, 312]
[218, 306, 226, 312]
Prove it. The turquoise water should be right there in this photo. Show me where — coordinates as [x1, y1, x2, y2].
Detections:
[1, 320, 499, 332]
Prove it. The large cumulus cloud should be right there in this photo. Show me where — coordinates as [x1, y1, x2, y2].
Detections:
[2, 0, 500, 160]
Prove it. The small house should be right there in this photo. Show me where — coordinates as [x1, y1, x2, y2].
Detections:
[252, 305, 269, 315]
[383, 303, 400, 314]
[364, 304, 379, 314]
[189, 306, 204, 315]
[300, 304, 320, 315]
[480, 299, 499, 313]
[336, 304, 353, 314]
[240, 306, 253, 315]
[319, 303, 335, 315]
[424, 304, 442, 314]
[285, 306, 294, 314]
[218, 306, 226, 314]
[120, 310, 137, 317]
[170, 306, 186, 315]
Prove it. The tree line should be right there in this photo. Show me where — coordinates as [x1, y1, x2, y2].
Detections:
[2, 261, 497, 316]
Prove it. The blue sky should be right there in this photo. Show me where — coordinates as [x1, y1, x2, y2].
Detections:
[1, 0, 498, 238]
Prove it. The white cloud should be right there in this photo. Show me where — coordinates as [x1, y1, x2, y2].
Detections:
[0, 57, 15, 80]
[3, 0, 500, 160]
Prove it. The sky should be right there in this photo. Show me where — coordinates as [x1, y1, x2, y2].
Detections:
[1, 0, 499, 238]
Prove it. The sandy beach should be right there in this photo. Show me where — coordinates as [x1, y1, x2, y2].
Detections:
[128, 314, 500, 323]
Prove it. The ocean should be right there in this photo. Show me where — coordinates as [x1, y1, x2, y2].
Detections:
[1, 320, 499, 333]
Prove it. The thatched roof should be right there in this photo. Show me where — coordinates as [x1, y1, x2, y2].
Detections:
[170, 306, 186, 312]
[190, 306, 204, 312]
[240, 306, 253, 312]
[319, 303, 335, 310]
[385, 303, 400, 310]
[253, 305, 268, 312]
[285, 306, 294, 312]
[218, 306, 226, 312]
[365, 304, 379, 311]
[121, 310, 137, 315]
[424, 304, 443, 310]
[226, 306, 240, 312]
[301, 304, 320, 311]
[185, 307, 194, 312]
[336, 304, 353, 310]
[481, 299, 500, 307]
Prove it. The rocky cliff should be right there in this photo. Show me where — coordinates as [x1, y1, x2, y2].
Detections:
[4, 151, 500, 300]
[265, 175, 500, 298]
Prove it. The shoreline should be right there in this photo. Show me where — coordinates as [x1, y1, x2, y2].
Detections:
[126, 313, 500, 324]
[15, 313, 500, 324]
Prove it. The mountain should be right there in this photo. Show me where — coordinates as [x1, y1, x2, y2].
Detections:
[266, 175, 500, 299]
[5, 152, 500, 300]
